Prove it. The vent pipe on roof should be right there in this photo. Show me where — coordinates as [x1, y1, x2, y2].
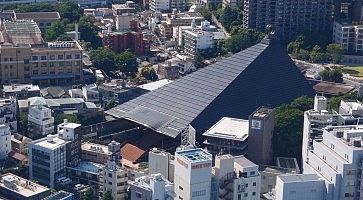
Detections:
[75, 23, 79, 41]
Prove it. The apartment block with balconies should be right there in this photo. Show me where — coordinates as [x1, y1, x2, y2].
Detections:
[28, 105, 54, 136]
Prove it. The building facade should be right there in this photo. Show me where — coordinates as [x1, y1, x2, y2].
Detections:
[149, 0, 170, 12]
[0, 124, 11, 160]
[148, 148, 175, 182]
[333, 21, 363, 54]
[174, 148, 212, 200]
[130, 173, 175, 199]
[184, 29, 213, 57]
[0, 97, 18, 133]
[242, 0, 333, 41]
[102, 32, 147, 56]
[28, 105, 54, 136]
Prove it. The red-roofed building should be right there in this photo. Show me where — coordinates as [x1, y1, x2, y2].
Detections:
[121, 143, 147, 168]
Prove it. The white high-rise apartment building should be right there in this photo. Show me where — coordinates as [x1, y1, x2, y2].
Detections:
[174, 148, 212, 200]
[28, 106, 54, 136]
[333, 21, 363, 54]
[0, 125, 11, 160]
[184, 29, 213, 57]
[213, 154, 261, 200]
[303, 125, 363, 200]
[149, 0, 170, 12]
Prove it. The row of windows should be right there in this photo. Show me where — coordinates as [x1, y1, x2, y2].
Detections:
[32, 54, 81, 61]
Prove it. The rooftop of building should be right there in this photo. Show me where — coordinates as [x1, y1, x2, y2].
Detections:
[313, 81, 355, 96]
[3, 84, 40, 93]
[340, 99, 363, 111]
[82, 142, 111, 155]
[322, 125, 363, 150]
[121, 143, 146, 162]
[278, 174, 322, 183]
[68, 161, 104, 174]
[14, 12, 60, 20]
[1, 20, 42, 45]
[234, 156, 257, 168]
[99, 80, 137, 93]
[32, 134, 69, 150]
[276, 157, 300, 173]
[18, 97, 87, 109]
[42, 190, 73, 200]
[58, 121, 81, 129]
[138, 79, 173, 91]
[0, 97, 16, 107]
[133, 173, 173, 188]
[106, 37, 314, 138]
[177, 148, 211, 163]
[31, 41, 83, 52]
[0, 173, 49, 197]
[203, 117, 249, 141]
[251, 107, 274, 118]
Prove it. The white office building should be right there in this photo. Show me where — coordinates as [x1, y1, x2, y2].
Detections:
[174, 148, 212, 200]
[130, 173, 175, 199]
[333, 21, 363, 54]
[0, 125, 11, 160]
[29, 120, 81, 188]
[28, 106, 54, 136]
[213, 154, 260, 200]
[149, 0, 170, 12]
[303, 125, 363, 200]
[184, 29, 213, 57]
[275, 174, 326, 200]
[148, 148, 175, 182]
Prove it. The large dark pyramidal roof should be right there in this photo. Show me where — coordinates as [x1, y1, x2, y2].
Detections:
[106, 36, 314, 138]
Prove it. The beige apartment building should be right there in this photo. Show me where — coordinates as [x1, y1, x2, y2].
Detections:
[0, 20, 83, 85]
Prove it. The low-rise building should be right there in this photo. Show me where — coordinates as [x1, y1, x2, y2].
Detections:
[3, 84, 40, 99]
[11, 133, 32, 155]
[149, 0, 170, 12]
[160, 12, 204, 39]
[275, 174, 326, 200]
[28, 105, 54, 136]
[42, 190, 74, 200]
[203, 117, 249, 156]
[0, 173, 51, 200]
[82, 83, 100, 103]
[14, 12, 60, 33]
[148, 148, 175, 182]
[0, 97, 18, 133]
[81, 142, 111, 163]
[112, 2, 137, 15]
[66, 161, 103, 193]
[130, 173, 176, 199]
[99, 80, 145, 104]
[0, 124, 11, 160]
[259, 165, 298, 195]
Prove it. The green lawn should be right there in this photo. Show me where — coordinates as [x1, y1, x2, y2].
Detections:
[342, 66, 363, 77]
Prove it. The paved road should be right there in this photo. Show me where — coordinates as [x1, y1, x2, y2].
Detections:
[211, 14, 230, 38]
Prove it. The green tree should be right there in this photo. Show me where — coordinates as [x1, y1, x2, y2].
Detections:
[79, 15, 102, 49]
[54, 113, 80, 126]
[90, 48, 116, 72]
[196, 6, 212, 22]
[327, 43, 343, 64]
[57, 0, 81, 22]
[141, 66, 158, 81]
[83, 187, 94, 200]
[103, 190, 113, 200]
[18, 113, 28, 135]
[225, 29, 265, 53]
[220, 6, 239, 31]
[319, 69, 343, 83]
[310, 45, 325, 63]
[328, 92, 362, 111]
[115, 50, 138, 76]
[105, 98, 117, 110]
[290, 96, 314, 111]
[194, 52, 205, 69]
[45, 21, 66, 41]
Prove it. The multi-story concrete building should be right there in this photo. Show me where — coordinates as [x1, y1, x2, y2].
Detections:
[303, 125, 363, 200]
[334, 0, 363, 22]
[203, 117, 249, 156]
[174, 148, 212, 200]
[112, 2, 137, 15]
[213, 154, 261, 200]
[247, 107, 275, 165]
[11, 133, 32, 155]
[0, 173, 51, 200]
[333, 21, 363, 54]
[0, 124, 11, 160]
[242, 0, 333, 41]
[170, 0, 190, 11]
[129, 173, 175, 199]
[14, 12, 60, 33]
[160, 12, 204, 39]
[149, 0, 170, 12]
[29, 120, 81, 188]
[0, 20, 83, 85]
[275, 174, 326, 200]
[82, 83, 99, 103]
[3, 84, 40, 99]
[0, 97, 17, 133]
[184, 29, 213, 57]
[81, 142, 112, 164]
[148, 148, 175, 182]
[28, 105, 54, 136]
[102, 32, 147, 55]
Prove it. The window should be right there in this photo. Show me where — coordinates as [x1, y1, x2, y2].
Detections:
[66, 55, 72, 59]
[58, 55, 64, 60]
[252, 192, 256, 196]
[178, 196, 183, 200]
[244, 193, 248, 197]
[24, 59, 29, 64]
[4, 58, 7, 62]
[179, 186, 183, 190]
[33, 70, 38, 75]
[41, 56, 47, 60]
[250, 171, 255, 175]
[238, 194, 241, 200]
[108, 173, 112, 178]
[75, 54, 81, 59]
[192, 190, 206, 197]
[50, 55, 55, 60]
[245, 183, 248, 188]
[32, 56, 38, 60]
[253, 182, 256, 186]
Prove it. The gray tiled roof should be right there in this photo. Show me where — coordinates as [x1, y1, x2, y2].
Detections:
[106, 37, 314, 138]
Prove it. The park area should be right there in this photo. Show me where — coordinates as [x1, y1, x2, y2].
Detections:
[342, 66, 363, 77]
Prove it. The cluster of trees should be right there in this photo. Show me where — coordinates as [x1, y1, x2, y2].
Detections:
[273, 96, 314, 161]
[225, 28, 265, 53]
[288, 34, 343, 64]
[90, 48, 138, 76]
[319, 68, 344, 83]
[214, 6, 243, 32]
[329, 92, 363, 111]
[140, 65, 158, 81]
